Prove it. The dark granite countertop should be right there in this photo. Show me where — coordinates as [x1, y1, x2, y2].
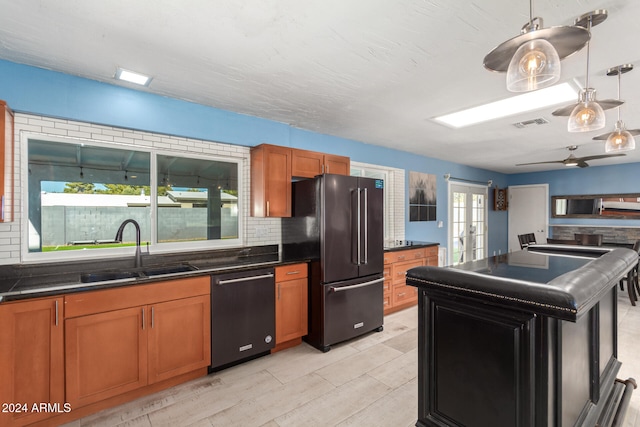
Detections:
[383, 240, 439, 252]
[0, 245, 309, 302]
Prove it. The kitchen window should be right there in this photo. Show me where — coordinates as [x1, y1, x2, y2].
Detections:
[25, 136, 241, 261]
[351, 162, 401, 242]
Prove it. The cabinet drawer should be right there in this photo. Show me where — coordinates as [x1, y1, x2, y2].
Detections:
[425, 246, 438, 258]
[383, 280, 391, 293]
[275, 263, 308, 282]
[392, 283, 418, 306]
[391, 259, 424, 284]
[65, 276, 210, 318]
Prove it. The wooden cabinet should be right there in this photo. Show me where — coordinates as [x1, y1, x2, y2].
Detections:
[64, 277, 210, 408]
[250, 144, 292, 217]
[0, 100, 14, 222]
[65, 306, 147, 407]
[251, 144, 350, 217]
[147, 295, 210, 384]
[274, 263, 308, 352]
[291, 148, 350, 178]
[383, 245, 438, 315]
[0, 296, 64, 427]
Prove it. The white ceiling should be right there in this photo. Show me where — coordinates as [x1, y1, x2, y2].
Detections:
[1, 0, 639, 174]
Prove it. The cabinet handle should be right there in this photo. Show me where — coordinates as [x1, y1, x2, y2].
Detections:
[266, 201, 270, 217]
[397, 255, 405, 260]
[326, 164, 329, 173]
[151, 307, 155, 329]
[278, 283, 281, 300]
[398, 292, 406, 297]
[54, 300, 59, 326]
[142, 308, 145, 330]
[286, 270, 300, 275]
[321, 164, 324, 174]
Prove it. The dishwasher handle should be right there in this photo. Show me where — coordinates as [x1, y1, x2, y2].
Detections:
[215, 273, 274, 285]
[329, 277, 384, 293]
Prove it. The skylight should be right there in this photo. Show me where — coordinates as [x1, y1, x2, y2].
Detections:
[433, 82, 578, 128]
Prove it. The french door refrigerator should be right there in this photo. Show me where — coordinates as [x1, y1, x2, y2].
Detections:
[282, 174, 384, 352]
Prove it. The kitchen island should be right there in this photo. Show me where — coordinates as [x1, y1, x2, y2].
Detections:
[407, 245, 637, 427]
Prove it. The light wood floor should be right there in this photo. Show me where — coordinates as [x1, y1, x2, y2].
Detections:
[64, 291, 640, 427]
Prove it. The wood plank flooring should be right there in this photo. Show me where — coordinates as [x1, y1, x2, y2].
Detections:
[64, 291, 640, 426]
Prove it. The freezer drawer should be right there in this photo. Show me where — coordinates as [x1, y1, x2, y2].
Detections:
[307, 275, 384, 352]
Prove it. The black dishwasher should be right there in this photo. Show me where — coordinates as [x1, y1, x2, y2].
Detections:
[209, 267, 275, 371]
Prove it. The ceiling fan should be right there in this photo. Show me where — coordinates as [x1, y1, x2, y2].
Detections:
[516, 145, 625, 168]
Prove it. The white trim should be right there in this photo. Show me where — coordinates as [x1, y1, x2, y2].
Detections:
[447, 180, 488, 265]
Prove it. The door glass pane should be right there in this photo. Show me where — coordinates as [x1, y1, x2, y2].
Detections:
[27, 139, 151, 253]
[452, 191, 466, 264]
[156, 155, 238, 243]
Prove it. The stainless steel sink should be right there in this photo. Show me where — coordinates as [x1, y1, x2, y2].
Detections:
[79, 264, 197, 283]
[80, 271, 141, 283]
[139, 265, 196, 276]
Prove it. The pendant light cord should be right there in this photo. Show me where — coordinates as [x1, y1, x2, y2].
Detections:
[616, 69, 621, 121]
[585, 15, 592, 89]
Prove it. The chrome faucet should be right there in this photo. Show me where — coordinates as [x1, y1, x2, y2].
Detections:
[115, 219, 142, 268]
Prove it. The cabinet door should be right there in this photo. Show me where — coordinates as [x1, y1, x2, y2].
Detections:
[324, 154, 350, 176]
[250, 144, 292, 217]
[275, 277, 308, 344]
[65, 306, 148, 407]
[147, 295, 211, 384]
[291, 149, 324, 178]
[0, 297, 64, 427]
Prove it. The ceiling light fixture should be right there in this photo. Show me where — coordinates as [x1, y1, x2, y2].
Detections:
[483, 0, 590, 92]
[595, 64, 637, 153]
[115, 67, 153, 86]
[551, 11, 620, 133]
[433, 82, 577, 128]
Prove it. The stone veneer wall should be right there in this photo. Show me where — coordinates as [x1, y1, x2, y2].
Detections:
[550, 225, 640, 245]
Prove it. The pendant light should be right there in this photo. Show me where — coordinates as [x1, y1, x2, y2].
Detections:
[597, 64, 637, 153]
[483, 0, 590, 93]
[552, 10, 617, 132]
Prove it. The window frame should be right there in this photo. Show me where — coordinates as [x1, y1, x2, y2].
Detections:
[21, 133, 243, 263]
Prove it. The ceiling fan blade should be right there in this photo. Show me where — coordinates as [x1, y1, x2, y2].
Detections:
[592, 128, 640, 141]
[515, 160, 564, 166]
[551, 103, 577, 116]
[577, 153, 626, 162]
[577, 161, 589, 168]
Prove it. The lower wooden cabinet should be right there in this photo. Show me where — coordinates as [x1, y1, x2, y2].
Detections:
[0, 296, 65, 427]
[274, 263, 308, 351]
[384, 245, 438, 315]
[147, 295, 210, 384]
[64, 277, 211, 409]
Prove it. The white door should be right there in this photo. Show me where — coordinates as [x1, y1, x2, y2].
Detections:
[449, 183, 488, 265]
[508, 184, 548, 252]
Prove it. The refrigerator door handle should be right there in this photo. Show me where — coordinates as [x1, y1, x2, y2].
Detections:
[363, 187, 368, 265]
[329, 277, 384, 293]
[356, 187, 361, 265]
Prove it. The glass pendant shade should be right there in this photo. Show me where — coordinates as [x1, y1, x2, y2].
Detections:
[567, 90, 605, 132]
[506, 39, 561, 92]
[605, 121, 636, 152]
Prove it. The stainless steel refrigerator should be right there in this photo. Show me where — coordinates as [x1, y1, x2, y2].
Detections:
[282, 174, 384, 352]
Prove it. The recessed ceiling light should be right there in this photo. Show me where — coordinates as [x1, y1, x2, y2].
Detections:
[115, 67, 153, 86]
[433, 82, 578, 128]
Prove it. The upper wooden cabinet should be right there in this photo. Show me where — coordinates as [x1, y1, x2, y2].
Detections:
[251, 144, 350, 217]
[250, 144, 292, 217]
[291, 149, 350, 178]
[0, 100, 14, 222]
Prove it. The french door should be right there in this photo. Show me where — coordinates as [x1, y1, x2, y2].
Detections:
[449, 183, 488, 265]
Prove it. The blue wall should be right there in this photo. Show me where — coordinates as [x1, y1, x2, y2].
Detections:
[0, 59, 515, 254]
[509, 163, 640, 227]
